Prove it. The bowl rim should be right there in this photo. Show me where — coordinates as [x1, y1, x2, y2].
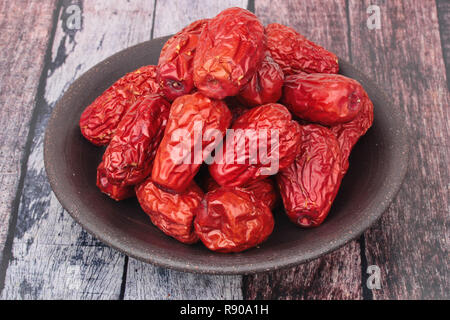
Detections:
[44, 38, 409, 275]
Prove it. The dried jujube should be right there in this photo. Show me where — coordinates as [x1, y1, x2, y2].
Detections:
[209, 103, 302, 187]
[237, 52, 284, 107]
[194, 187, 274, 253]
[277, 124, 342, 227]
[98, 94, 170, 187]
[265, 23, 339, 75]
[204, 175, 278, 210]
[80, 65, 161, 146]
[152, 92, 232, 192]
[157, 19, 209, 101]
[193, 7, 265, 99]
[282, 73, 366, 126]
[136, 179, 203, 244]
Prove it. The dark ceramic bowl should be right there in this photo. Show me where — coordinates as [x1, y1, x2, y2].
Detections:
[44, 36, 408, 274]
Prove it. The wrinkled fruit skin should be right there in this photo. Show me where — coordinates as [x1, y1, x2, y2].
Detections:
[244, 178, 279, 210]
[283, 73, 366, 126]
[80, 65, 161, 146]
[238, 52, 284, 107]
[98, 94, 170, 187]
[96, 162, 135, 201]
[209, 103, 302, 187]
[204, 175, 278, 210]
[152, 92, 232, 193]
[136, 179, 203, 244]
[193, 7, 265, 99]
[277, 124, 342, 227]
[157, 19, 209, 101]
[194, 188, 274, 252]
[265, 23, 338, 75]
[331, 92, 374, 173]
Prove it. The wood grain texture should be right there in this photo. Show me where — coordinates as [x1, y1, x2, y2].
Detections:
[1, 0, 447, 300]
[152, 0, 249, 38]
[436, 0, 450, 90]
[124, 261, 243, 300]
[0, 0, 56, 265]
[244, 0, 364, 300]
[123, 0, 248, 300]
[1, 0, 156, 299]
[348, 0, 449, 299]
[245, 241, 362, 299]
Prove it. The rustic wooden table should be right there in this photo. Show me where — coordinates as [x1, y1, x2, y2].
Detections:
[0, 0, 448, 300]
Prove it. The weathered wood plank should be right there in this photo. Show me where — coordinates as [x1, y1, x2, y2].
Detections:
[244, 241, 362, 299]
[348, 0, 449, 299]
[152, 0, 249, 38]
[124, 265, 243, 300]
[0, 0, 56, 265]
[436, 0, 450, 90]
[4, 0, 444, 300]
[123, 0, 248, 300]
[1, 0, 156, 299]
[244, 0, 364, 300]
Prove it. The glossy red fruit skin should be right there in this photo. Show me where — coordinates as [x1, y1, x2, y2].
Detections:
[237, 52, 284, 107]
[193, 7, 265, 99]
[152, 92, 232, 193]
[80, 65, 161, 146]
[282, 73, 366, 126]
[136, 179, 203, 244]
[98, 94, 170, 187]
[194, 188, 274, 253]
[244, 179, 279, 210]
[157, 19, 209, 101]
[265, 23, 339, 75]
[209, 103, 302, 188]
[331, 92, 374, 173]
[277, 124, 342, 227]
[96, 162, 135, 201]
[204, 175, 278, 210]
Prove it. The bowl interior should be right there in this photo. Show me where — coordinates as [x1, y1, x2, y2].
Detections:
[44, 36, 408, 274]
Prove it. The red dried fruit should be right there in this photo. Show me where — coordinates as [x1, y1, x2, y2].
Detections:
[157, 19, 209, 101]
[204, 175, 278, 210]
[152, 92, 232, 193]
[282, 73, 366, 126]
[193, 7, 265, 99]
[136, 179, 203, 244]
[209, 103, 302, 187]
[98, 94, 170, 187]
[194, 187, 274, 253]
[80, 65, 161, 146]
[331, 92, 374, 173]
[265, 23, 338, 75]
[277, 124, 342, 227]
[96, 162, 135, 201]
[238, 52, 284, 107]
